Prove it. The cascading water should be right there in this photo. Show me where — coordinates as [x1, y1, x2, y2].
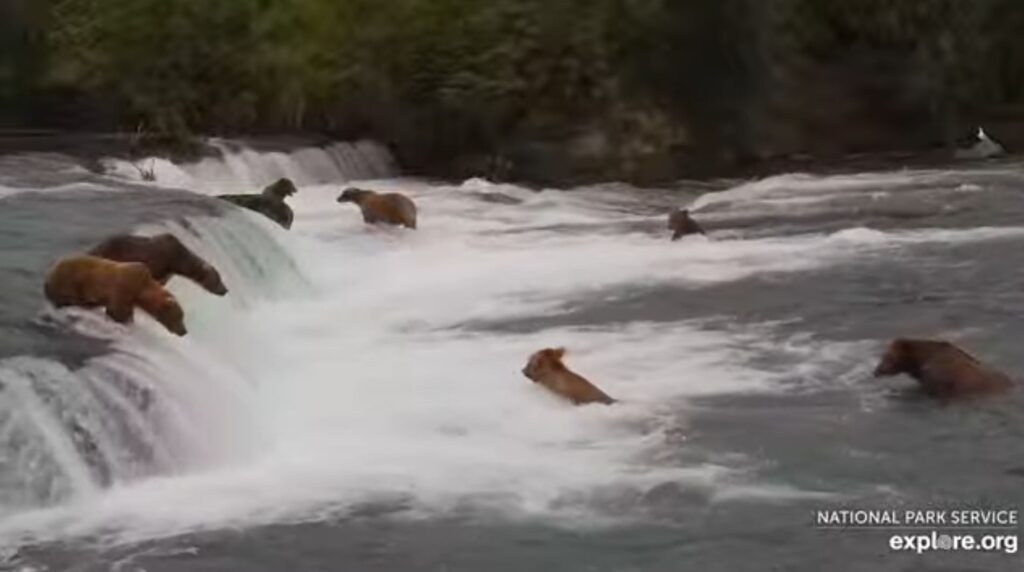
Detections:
[3, 141, 1024, 571]
[102, 139, 397, 193]
[0, 140, 393, 526]
[0, 208, 311, 514]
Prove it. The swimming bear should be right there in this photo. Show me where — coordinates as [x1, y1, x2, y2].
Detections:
[668, 208, 706, 241]
[873, 338, 1013, 400]
[337, 188, 417, 229]
[44, 255, 187, 336]
[522, 347, 615, 405]
[218, 178, 297, 229]
[89, 233, 227, 296]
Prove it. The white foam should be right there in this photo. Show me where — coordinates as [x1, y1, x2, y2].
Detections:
[691, 170, 958, 212]
[828, 227, 891, 244]
[5, 168, 1024, 547]
[0, 181, 118, 200]
[101, 138, 397, 193]
[956, 183, 984, 193]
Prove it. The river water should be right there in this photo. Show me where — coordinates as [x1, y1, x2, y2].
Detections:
[0, 140, 1022, 570]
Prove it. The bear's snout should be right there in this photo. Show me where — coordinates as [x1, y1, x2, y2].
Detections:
[208, 279, 228, 296]
[873, 356, 899, 377]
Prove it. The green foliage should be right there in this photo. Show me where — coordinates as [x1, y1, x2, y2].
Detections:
[5, 0, 1024, 173]
[0, 0, 48, 126]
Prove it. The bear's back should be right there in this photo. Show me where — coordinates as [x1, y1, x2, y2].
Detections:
[373, 193, 417, 229]
[541, 362, 614, 405]
[915, 342, 1012, 397]
[90, 234, 181, 281]
[45, 255, 127, 304]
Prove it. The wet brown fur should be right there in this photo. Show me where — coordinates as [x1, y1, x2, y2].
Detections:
[873, 338, 1012, 400]
[89, 233, 227, 296]
[337, 188, 417, 229]
[522, 347, 615, 405]
[44, 255, 187, 336]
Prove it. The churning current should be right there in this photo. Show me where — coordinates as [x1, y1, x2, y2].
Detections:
[1, 142, 1024, 571]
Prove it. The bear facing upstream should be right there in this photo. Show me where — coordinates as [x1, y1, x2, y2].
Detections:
[668, 208, 706, 241]
[337, 188, 417, 229]
[522, 347, 615, 405]
[44, 255, 187, 336]
[89, 233, 227, 296]
[218, 178, 297, 229]
[873, 338, 1013, 400]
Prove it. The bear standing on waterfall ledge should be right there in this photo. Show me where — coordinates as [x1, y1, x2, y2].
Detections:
[44, 255, 188, 336]
[522, 347, 615, 405]
[89, 233, 228, 296]
[873, 338, 1013, 400]
[337, 188, 417, 229]
[218, 178, 297, 229]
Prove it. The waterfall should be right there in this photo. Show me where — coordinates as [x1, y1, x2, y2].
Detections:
[102, 139, 399, 193]
[0, 208, 308, 514]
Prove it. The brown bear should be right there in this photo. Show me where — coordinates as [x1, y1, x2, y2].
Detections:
[337, 188, 417, 229]
[522, 347, 615, 405]
[89, 233, 228, 296]
[668, 208, 706, 241]
[44, 255, 187, 336]
[218, 178, 297, 229]
[873, 338, 1013, 400]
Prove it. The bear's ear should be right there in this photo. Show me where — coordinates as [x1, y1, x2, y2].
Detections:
[551, 347, 566, 359]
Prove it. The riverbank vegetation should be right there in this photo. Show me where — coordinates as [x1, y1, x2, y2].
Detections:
[3, 0, 1024, 183]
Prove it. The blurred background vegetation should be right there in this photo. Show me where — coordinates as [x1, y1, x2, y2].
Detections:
[2, 0, 1024, 182]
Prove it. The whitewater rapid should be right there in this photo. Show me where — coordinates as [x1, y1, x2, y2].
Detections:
[3, 143, 1024, 551]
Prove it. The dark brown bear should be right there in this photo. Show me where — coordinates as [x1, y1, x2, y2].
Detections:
[44, 255, 187, 336]
[337, 188, 417, 229]
[218, 178, 297, 229]
[873, 338, 1013, 400]
[89, 233, 227, 296]
[668, 208, 706, 241]
[522, 347, 615, 405]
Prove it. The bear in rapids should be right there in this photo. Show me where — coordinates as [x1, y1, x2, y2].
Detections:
[218, 178, 297, 230]
[337, 188, 417, 229]
[44, 255, 187, 336]
[522, 347, 615, 405]
[873, 338, 1013, 400]
[667, 208, 706, 241]
[89, 233, 227, 296]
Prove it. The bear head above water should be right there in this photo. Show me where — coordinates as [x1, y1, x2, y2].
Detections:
[337, 187, 372, 204]
[522, 347, 615, 406]
[668, 208, 706, 241]
[873, 338, 1012, 400]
